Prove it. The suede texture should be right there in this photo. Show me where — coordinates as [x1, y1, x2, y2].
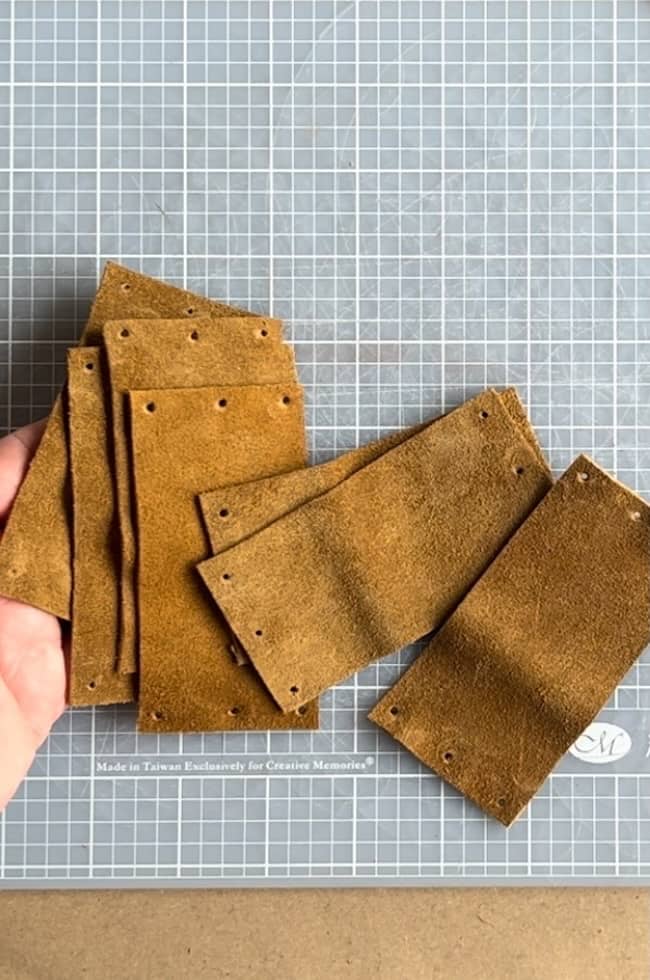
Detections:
[199, 387, 548, 554]
[200, 387, 544, 674]
[103, 316, 295, 674]
[200, 422, 426, 554]
[369, 456, 650, 826]
[67, 348, 134, 706]
[0, 260, 252, 620]
[499, 387, 550, 475]
[198, 389, 553, 712]
[129, 383, 317, 733]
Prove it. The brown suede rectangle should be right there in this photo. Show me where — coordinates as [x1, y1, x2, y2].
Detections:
[200, 424, 424, 555]
[129, 383, 317, 733]
[103, 316, 295, 675]
[369, 456, 650, 826]
[200, 387, 546, 674]
[0, 261, 253, 620]
[85, 262, 254, 344]
[198, 389, 553, 712]
[199, 387, 548, 555]
[67, 348, 134, 707]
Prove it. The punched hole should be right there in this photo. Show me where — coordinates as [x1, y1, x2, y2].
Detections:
[228, 706, 241, 716]
[513, 465, 525, 476]
[87, 680, 96, 690]
[577, 471, 589, 483]
[497, 797, 507, 808]
[219, 508, 229, 519]
[282, 395, 291, 406]
[222, 572, 231, 582]
[479, 410, 489, 420]
[85, 362, 94, 372]
[389, 706, 399, 716]
[119, 327, 130, 338]
[289, 685, 299, 694]
[255, 629, 263, 637]
[296, 706, 308, 716]
[217, 398, 228, 409]
[259, 328, 269, 338]
[189, 329, 199, 341]
[631, 510, 642, 522]
[443, 751, 454, 763]
[121, 282, 131, 292]
[186, 306, 195, 315]
[151, 710, 163, 722]
[145, 402, 156, 413]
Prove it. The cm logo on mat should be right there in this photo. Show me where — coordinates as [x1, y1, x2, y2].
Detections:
[569, 722, 631, 764]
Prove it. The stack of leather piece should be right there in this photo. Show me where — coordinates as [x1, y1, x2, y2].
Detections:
[1, 262, 647, 825]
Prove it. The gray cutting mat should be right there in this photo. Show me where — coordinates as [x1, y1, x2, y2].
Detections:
[1, 0, 650, 887]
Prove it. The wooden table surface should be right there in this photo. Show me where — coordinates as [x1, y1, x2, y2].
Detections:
[0, 887, 647, 979]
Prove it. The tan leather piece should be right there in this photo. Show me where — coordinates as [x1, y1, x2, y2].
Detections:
[0, 261, 252, 620]
[200, 424, 424, 555]
[0, 402, 70, 613]
[85, 262, 253, 344]
[369, 456, 650, 826]
[499, 387, 550, 476]
[129, 383, 317, 733]
[199, 387, 548, 555]
[198, 389, 553, 712]
[67, 348, 134, 706]
[199, 387, 545, 673]
[103, 316, 295, 675]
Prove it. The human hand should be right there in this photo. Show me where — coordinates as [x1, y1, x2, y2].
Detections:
[0, 420, 66, 811]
